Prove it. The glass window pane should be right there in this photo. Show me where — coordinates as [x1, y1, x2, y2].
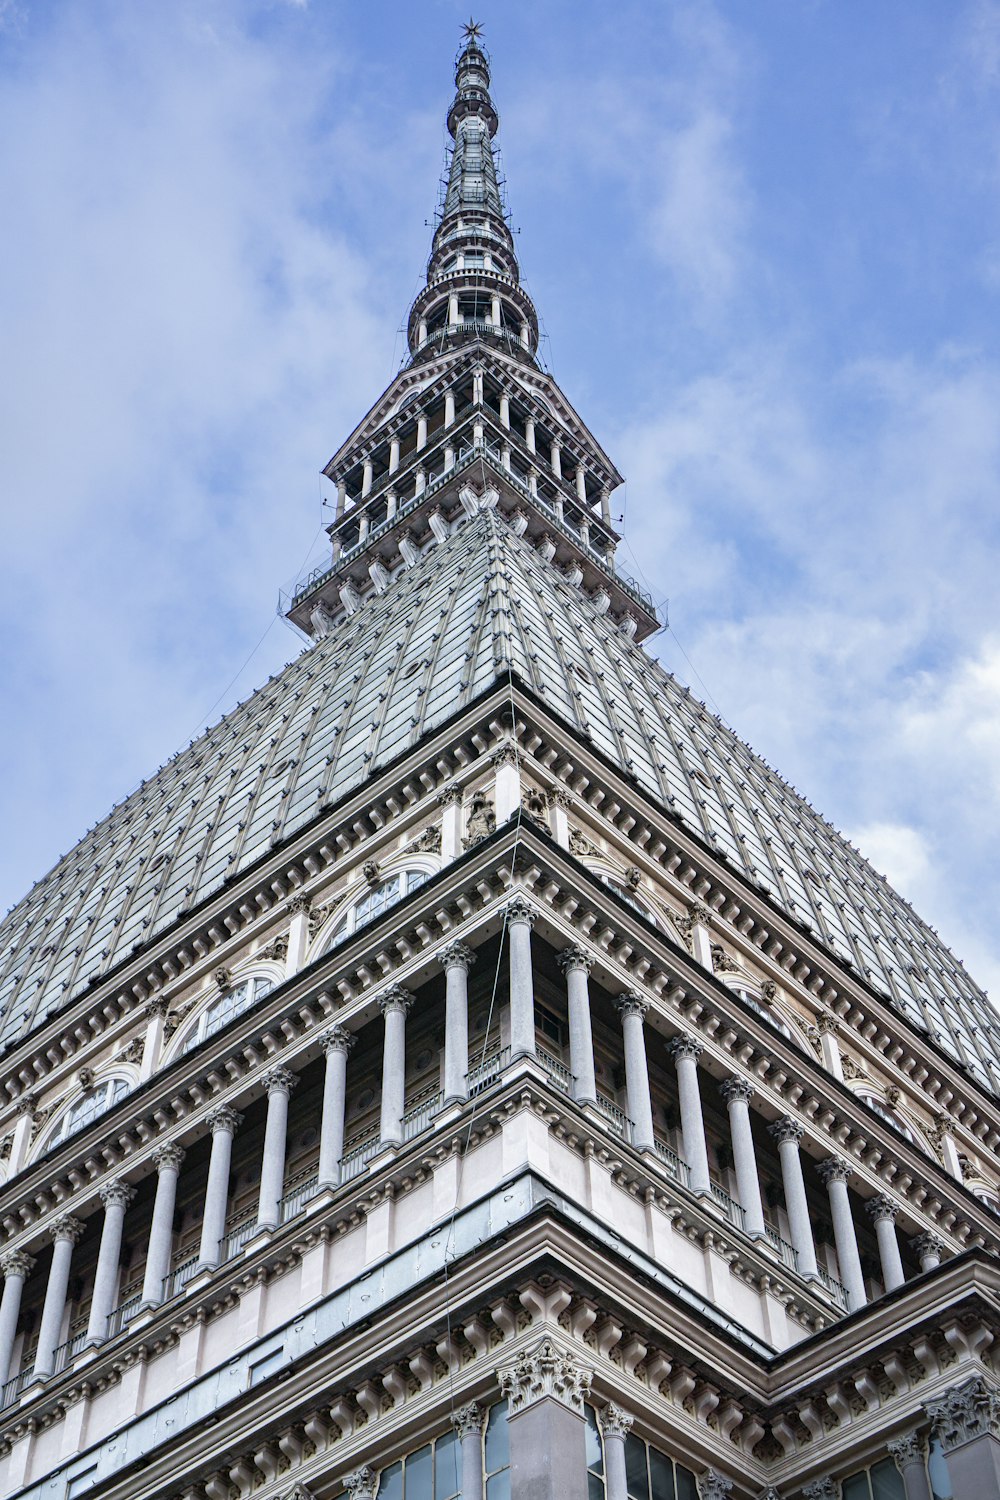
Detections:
[624, 1434, 650, 1500]
[379, 1462, 403, 1500]
[435, 1430, 461, 1500]
[584, 1405, 604, 1474]
[588, 1474, 607, 1500]
[406, 1444, 433, 1500]
[928, 1438, 953, 1500]
[674, 1465, 698, 1500]
[649, 1448, 675, 1500]
[486, 1474, 510, 1500]
[842, 1476, 871, 1500]
[870, 1459, 905, 1500]
[485, 1400, 509, 1475]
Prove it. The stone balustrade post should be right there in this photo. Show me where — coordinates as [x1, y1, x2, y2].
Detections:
[141, 1143, 185, 1307]
[719, 1077, 766, 1235]
[0, 1251, 35, 1385]
[507, 898, 537, 1059]
[452, 1402, 486, 1500]
[600, 1403, 634, 1500]
[817, 1157, 867, 1312]
[256, 1067, 298, 1231]
[86, 1180, 135, 1344]
[867, 1195, 905, 1291]
[318, 1027, 354, 1188]
[439, 942, 476, 1105]
[197, 1105, 242, 1269]
[379, 986, 414, 1147]
[557, 946, 597, 1105]
[767, 1117, 819, 1279]
[618, 994, 655, 1153]
[33, 1216, 84, 1378]
[669, 1035, 711, 1194]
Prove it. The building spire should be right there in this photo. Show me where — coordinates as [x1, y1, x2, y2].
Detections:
[407, 24, 539, 364]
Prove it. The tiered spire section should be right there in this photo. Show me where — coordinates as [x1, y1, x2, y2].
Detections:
[285, 25, 658, 647]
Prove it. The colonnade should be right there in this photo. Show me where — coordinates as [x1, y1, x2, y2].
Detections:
[0, 906, 945, 1392]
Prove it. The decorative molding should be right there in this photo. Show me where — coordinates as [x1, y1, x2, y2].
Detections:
[926, 1374, 1000, 1452]
[496, 1337, 593, 1415]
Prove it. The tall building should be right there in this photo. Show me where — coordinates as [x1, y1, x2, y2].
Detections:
[1, 25, 999, 1500]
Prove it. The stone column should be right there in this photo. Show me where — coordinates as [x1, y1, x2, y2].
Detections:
[140, 998, 170, 1083]
[0, 1251, 35, 1385]
[452, 1402, 486, 1500]
[318, 1027, 354, 1188]
[618, 994, 655, 1153]
[669, 1036, 711, 1194]
[816, 1157, 867, 1312]
[140, 1144, 185, 1307]
[767, 1118, 818, 1278]
[439, 942, 476, 1105]
[911, 1232, 944, 1273]
[497, 1337, 592, 1500]
[197, 1105, 242, 1269]
[86, 1179, 135, 1344]
[342, 1466, 378, 1499]
[507, 898, 537, 1059]
[688, 903, 714, 969]
[719, 1077, 765, 1236]
[926, 1376, 1000, 1494]
[867, 1195, 905, 1291]
[256, 1066, 298, 1231]
[33, 1216, 84, 1378]
[599, 1403, 634, 1500]
[557, 947, 597, 1105]
[379, 986, 413, 1147]
[887, 1431, 933, 1500]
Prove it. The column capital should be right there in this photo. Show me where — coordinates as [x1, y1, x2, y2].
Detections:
[152, 1142, 186, 1173]
[549, 785, 572, 809]
[887, 1430, 927, 1470]
[816, 1156, 852, 1186]
[378, 985, 414, 1018]
[490, 740, 519, 768]
[556, 945, 593, 976]
[617, 992, 649, 1021]
[910, 1231, 944, 1262]
[451, 1401, 486, 1439]
[926, 1374, 1000, 1451]
[768, 1116, 803, 1146]
[697, 1470, 734, 1500]
[341, 1467, 377, 1500]
[438, 941, 477, 974]
[261, 1066, 298, 1097]
[496, 1336, 592, 1416]
[506, 895, 537, 928]
[689, 902, 713, 926]
[669, 1034, 703, 1063]
[287, 893, 312, 918]
[207, 1104, 243, 1135]
[436, 780, 464, 806]
[143, 997, 171, 1022]
[49, 1214, 85, 1245]
[866, 1193, 899, 1225]
[802, 1483, 839, 1500]
[321, 1025, 355, 1057]
[13, 1091, 39, 1118]
[599, 1401, 634, 1440]
[0, 1249, 35, 1279]
[719, 1075, 754, 1106]
[100, 1178, 135, 1210]
[815, 1011, 842, 1035]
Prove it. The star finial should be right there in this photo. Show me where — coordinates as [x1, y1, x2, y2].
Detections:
[463, 19, 483, 44]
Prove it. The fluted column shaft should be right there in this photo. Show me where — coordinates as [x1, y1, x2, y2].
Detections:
[34, 1217, 83, 1378]
[818, 1158, 867, 1311]
[256, 1068, 298, 1230]
[507, 899, 537, 1058]
[868, 1196, 905, 1291]
[452, 1403, 486, 1500]
[198, 1106, 242, 1268]
[768, 1118, 818, 1278]
[86, 1180, 135, 1343]
[379, 987, 413, 1146]
[440, 943, 475, 1104]
[0, 1252, 34, 1385]
[618, 995, 654, 1153]
[319, 1028, 354, 1188]
[558, 948, 597, 1104]
[719, 1078, 765, 1235]
[670, 1036, 711, 1194]
[600, 1405, 634, 1500]
[141, 1145, 185, 1306]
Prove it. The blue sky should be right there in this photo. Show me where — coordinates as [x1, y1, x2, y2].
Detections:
[2, 0, 1000, 999]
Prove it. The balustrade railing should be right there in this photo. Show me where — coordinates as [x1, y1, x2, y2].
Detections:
[652, 1136, 691, 1187]
[709, 1181, 747, 1233]
[591, 1093, 633, 1141]
[468, 1045, 511, 1096]
[403, 1086, 444, 1142]
[816, 1264, 849, 1309]
[164, 1253, 200, 1300]
[107, 1291, 143, 1338]
[536, 1047, 574, 1094]
[50, 1329, 88, 1377]
[280, 1171, 321, 1224]
[762, 1223, 799, 1272]
[223, 1216, 258, 1259]
[341, 1123, 382, 1183]
[0, 1365, 36, 1409]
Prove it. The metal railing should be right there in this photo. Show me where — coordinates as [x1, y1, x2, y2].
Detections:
[816, 1264, 849, 1309]
[107, 1291, 143, 1339]
[280, 1171, 320, 1224]
[468, 1045, 511, 1096]
[164, 1253, 200, 1301]
[591, 1093, 633, 1142]
[340, 1124, 382, 1183]
[652, 1136, 690, 1187]
[223, 1216, 258, 1259]
[536, 1047, 574, 1094]
[50, 1329, 88, 1377]
[709, 1182, 747, 1233]
[0, 1365, 35, 1409]
[762, 1224, 799, 1272]
[403, 1086, 444, 1142]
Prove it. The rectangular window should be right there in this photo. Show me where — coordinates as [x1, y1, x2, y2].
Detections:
[66, 1467, 99, 1500]
[247, 1346, 284, 1387]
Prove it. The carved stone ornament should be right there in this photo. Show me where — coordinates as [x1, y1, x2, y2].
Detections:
[719, 1076, 755, 1107]
[14, 1091, 40, 1118]
[260, 933, 289, 963]
[599, 1402, 634, 1440]
[451, 1402, 485, 1438]
[50, 1215, 85, 1245]
[556, 945, 593, 976]
[618, 992, 649, 1022]
[866, 1194, 899, 1225]
[697, 1470, 734, 1500]
[308, 904, 331, 940]
[0, 1249, 36, 1280]
[153, 1142, 186, 1173]
[925, 1374, 1000, 1452]
[759, 980, 778, 1003]
[710, 943, 739, 974]
[287, 893, 312, 918]
[100, 1179, 136, 1210]
[669, 1034, 703, 1064]
[496, 1337, 593, 1415]
[887, 1430, 928, 1470]
[282, 1485, 315, 1500]
[120, 1035, 145, 1065]
[625, 865, 643, 889]
[816, 1156, 852, 1186]
[213, 967, 231, 992]
[77, 1066, 96, 1089]
[341, 1467, 377, 1500]
[409, 822, 442, 853]
[521, 787, 548, 823]
[802, 1482, 839, 1500]
[768, 1116, 803, 1147]
[689, 902, 712, 926]
[362, 859, 381, 888]
[755, 1490, 783, 1500]
[436, 780, 464, 806]
[207, 1104, 243, 1135]
[568, 826, 597, 856]
[262, 1065, 298, 1096]
[321, 1025, 355, 1057]
[840, 1054, 867, 1082]
[490, 740, 518, 768]
[463, 789, 496, 848]
[814, 1012, 841, 1036]
[911, 1231, 945, 1262]
[378, 985, 414, 1018]
[0, 1134, 12, 1161]
[506, 895, 537, 928]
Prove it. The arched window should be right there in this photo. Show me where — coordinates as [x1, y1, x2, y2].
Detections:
[858, 1091, 916, 1143]
[731, 985, 805, 1048]
[323, 869, 430, 951]
[181, 973, 275, 1054]
[972, 1186, 1000, 1218]
[47, 1077, 132, 1148]
[598, 873, 655, 923]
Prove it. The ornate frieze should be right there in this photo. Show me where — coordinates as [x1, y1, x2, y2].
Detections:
[496, 1337, 593, 1415]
